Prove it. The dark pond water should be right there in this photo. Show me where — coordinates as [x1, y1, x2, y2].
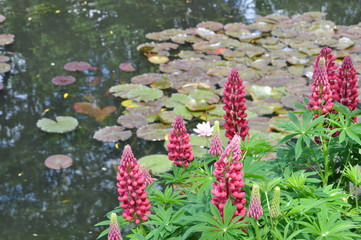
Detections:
[0, 0, 360, 239]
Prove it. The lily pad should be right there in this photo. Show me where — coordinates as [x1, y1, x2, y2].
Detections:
[0, 34, 14, 45]
[127, 87, 163, 102]
[64, 61, 92, 71]
[93, 126, 132, 142]
[158, 111, 177, 124]
[0, 63, 11, 73]
[131, 73, 166, 85]
[148, 56, 169, 64]
[36, 116, 78, 133]
[109, 84, 148, 98]
[249, 85, 284, 100]
[73, 102, 116, 122]
[138, 154, 172, 174]
[136, 123, 172, 141]
[51, 75, 76, 85]
[0, 55, 10, 63]
[119, 62, 136, 72]
[145, 29, 186, 41]
[165, 93, 193, 108]
[0, 15, 5, 23]
[117, 113, 148, 129]
[196, 21, 224, 31]
[174, 105, 193, 120]
[335, 37, 354, 50]
[44, 154, 73, 170]
[185, 98, 216, 111]
[247, 117, 270, 132]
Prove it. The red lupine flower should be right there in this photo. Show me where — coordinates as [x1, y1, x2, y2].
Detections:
[307, 57, 334, 116]
[167, 116, 194, 167]
[247, 183, 263, 220]
[314, 46, 338, 81]
[211, 134, 247, 221]
[223, 69, 249, 141]
[334, 56, 359, 113]
[140, 163, 155, 186]
[108, 213, 122, 240]
[209, 121, 223, 156]
[116, 145, 151, 224]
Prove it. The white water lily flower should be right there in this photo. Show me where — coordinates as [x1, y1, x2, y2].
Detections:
[193, 121, 214, 137]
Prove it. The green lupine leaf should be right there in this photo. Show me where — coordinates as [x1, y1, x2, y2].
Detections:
[346, 129, 361, 145]
[96, 228, 109, 239]
[295, 137, 303, 160]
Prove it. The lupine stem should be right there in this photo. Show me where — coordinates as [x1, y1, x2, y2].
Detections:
[253, 219, 262, 240]
[321, 136, 330, 187]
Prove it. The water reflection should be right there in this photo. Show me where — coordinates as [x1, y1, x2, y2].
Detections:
[0, 0, 361, 239]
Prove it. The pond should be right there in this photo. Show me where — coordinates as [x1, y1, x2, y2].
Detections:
[0, 0, 360, 239]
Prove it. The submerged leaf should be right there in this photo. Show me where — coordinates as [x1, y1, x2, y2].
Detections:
[119, 62, 136, 72]
[93, 126, 132, 142]
[73, 102, 116, 122]
[44, 154, 73, 169]
[36, 116, 78, 133]
[51, 76, 76, 85]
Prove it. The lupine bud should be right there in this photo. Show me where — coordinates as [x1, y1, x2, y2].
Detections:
[167, 116, 194, 167]
[211, 135, 247, 221]
[334, 56, 359, 114]
[223, 69, 249, 141]
[108, 213, 122, 240]
[116, 145, 151, 224]
[270, 187, 281, 218]
[209, 121, 223, 155]
[307, 57, 334, 116]
[314, 46, 338, 83]
[247, 183, 263, 219]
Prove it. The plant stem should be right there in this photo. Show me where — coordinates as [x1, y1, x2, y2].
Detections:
[253, 219, 262, 240]
[321, 136, 330, 187]
[139, 222, 147, 236]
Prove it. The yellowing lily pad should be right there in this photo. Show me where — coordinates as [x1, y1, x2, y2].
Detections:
[138, 154, 172, 174]
[93, 126, 132, 142]
[148, 56, 169, 64]
[0, 63, 11, 73]
[127, 87, 163, 102]
[36, 116, 78, 133]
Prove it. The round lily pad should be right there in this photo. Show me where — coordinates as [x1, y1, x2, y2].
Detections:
[117, 113, 148, 129]
[51, 75, 76, 85]
[148, 56, 169, 64]
[145, 29, 186, 41]
[44, 154, 73, 170]
[109, 84, 148, 98]
[137, 154, 172, 174]
[119, 62, 136, 72]
[196, 21, 224, 31]
[0, 63, 11, 73]
[136, 123, 172, 141]
[0, 15, 6, 23]
[0, 55, 10, 63]
[0, 34, 14, 46]
[64, 61, 91, 71]
[131, 73, 165, 85]
[36, 116, 78, 133]
[185, 99, 216, 111]
[158, 111, 177, 124]
[93, 126, 132, 142]
[127, 87, 163, 102]
[164, 93, 192, 108]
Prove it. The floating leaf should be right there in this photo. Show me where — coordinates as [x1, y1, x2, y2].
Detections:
[196, 21, 223, 31]
[158, 111, 177, 124]
[145, 29, 186, 41]
[0, 55, 10, 63]
[0, 63, 11, 73]
[51, 75, 76, 85]
[0, 34, 14, 45]
[137, 154, 172, 174]
[44, 154, 73, 170]
[335, 37, 354, 50]
[64, 61, 91, 71]
[164, 93, 192, 108]
[148, 56, 169, 64]
[119, 62, 136, 72]
[109, 84, 148, 98]
[117, 113, 148, 129]
[36, 116, 78, 133]
[127, 87, 163, 102]
[185, 99, 216, 111]
[249, 85, 284, 100]
[136, 123, 172, 141]
[93, 126, 132, 142]
[131, 73, 166, 85]
[174, 105, 193, 120]
[73, 102, 116, 122]
[188, 89, 220, 104]
[0, 14, 5, 23]
[86, 76, 102, 86]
